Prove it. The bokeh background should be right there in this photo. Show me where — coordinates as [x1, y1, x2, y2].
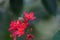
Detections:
[0, 0, 60, 40]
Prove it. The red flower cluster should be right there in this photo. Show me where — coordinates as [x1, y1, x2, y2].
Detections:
[9, 11, 36, 40]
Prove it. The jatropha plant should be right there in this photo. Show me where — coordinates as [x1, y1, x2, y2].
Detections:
[8, 11, 36, 40]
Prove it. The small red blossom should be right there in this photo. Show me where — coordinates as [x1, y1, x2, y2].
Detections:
[24, 11, 36, 20]
[9, 20, 17, 31]
[26, 33, 35, 40]
[16, 29, 25, 37]
[9, 20, 22, 30]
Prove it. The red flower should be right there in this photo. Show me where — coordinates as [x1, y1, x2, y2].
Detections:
[16, 29, 25, 37]
[9, 20, 22, 32]
[9, 20, 17, 31]
[26, 33, 35, 40]
[24, 11, 36, 21]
